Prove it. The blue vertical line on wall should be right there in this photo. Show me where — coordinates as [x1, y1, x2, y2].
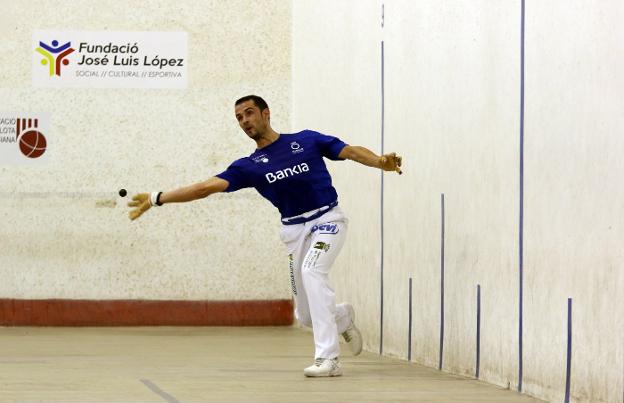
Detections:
[379, 39, 385, 356]
[381, 3, 384, 28]
[476, 284, 481, 378]
[439, 193, 445, 370]
[564, 298, 572, 403]
[408, 277, 413, 361]
[518, 0, 526, 392]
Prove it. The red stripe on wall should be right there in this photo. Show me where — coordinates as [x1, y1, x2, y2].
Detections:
[0, 299, 293, 326]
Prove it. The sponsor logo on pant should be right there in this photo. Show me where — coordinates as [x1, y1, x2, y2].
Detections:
[313, 241, 331, 252]
[303, 250, 322, 270]
[311, 223, 339, 234]
[288, 254, 297, 296]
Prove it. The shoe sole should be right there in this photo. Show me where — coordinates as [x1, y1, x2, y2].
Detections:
[348, 326, 363, 356]
[343, 303, 363, 356]
[304, 371, 343, 377]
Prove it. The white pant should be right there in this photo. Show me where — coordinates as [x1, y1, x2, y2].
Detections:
[279, 206, 351, 359]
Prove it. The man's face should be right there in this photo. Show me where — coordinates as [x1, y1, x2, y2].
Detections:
[235, 100, 269, 139]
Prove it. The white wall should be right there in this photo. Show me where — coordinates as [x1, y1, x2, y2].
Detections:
[0, 0, 292, 300]
[524, 2, 624, 401]
[292, 1, 624, 402]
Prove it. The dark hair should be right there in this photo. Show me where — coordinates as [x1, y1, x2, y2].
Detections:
[235, 95, 269, 111]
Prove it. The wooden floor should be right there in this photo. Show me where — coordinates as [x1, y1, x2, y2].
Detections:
[0, 327, 543, 402]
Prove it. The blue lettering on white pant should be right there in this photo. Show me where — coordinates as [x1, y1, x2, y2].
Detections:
[310, 223, 339, 235]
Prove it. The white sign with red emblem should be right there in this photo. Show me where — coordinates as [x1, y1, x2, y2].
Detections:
[0, 113, 50, 165]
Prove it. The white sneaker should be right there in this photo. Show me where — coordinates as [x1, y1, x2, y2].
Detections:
[303, 358, 342, 377]
[341, 303, 363, 355]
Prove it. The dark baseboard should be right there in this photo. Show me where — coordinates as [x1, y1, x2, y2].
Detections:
[0, 298, 294, 326]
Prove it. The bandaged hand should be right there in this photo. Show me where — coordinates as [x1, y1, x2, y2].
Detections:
[380, 152, 403, 175]
[128, 192, 161, 221]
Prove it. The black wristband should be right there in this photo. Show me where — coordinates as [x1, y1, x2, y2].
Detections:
[156, 192, 163, 206]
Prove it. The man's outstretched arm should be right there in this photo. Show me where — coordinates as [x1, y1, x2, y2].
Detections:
[338, 145, 403, 174]
[128, 176, 229, 221]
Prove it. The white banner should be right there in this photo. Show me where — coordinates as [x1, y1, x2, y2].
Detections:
[32, 30, 187, 89]
[0, 113, 50, 165]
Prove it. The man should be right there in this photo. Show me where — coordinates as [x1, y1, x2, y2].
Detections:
[128, 95, 402, 377]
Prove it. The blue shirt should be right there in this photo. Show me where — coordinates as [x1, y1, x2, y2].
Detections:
[216, 130, 347, 218]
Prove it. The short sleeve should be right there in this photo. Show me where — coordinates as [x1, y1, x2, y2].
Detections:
[215, 158, 251, 192]
[313, 131, 348, 160]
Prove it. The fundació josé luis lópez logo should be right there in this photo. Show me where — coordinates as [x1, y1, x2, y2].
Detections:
[35, 39, 75, 76]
